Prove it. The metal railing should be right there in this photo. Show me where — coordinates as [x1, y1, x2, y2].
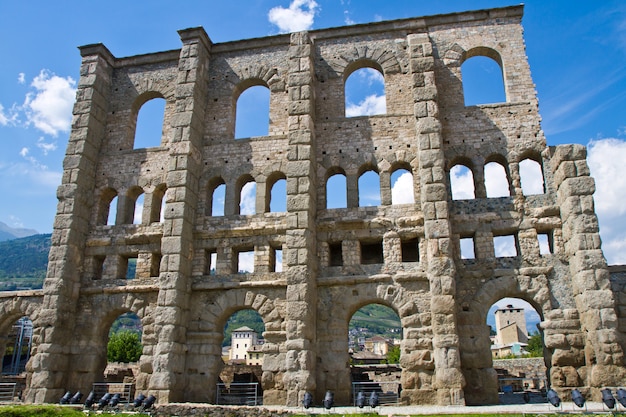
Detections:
[0, 383, 16, 402]
[91, 382, 134, 404]
[216, 382, 261, 406]
[352, 381, 399, 406]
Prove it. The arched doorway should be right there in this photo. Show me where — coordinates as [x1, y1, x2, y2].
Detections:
[218, 309, 265, 405]
[349, 304, 402, 406]
[488, 298, 546, 404]
[1, 317, 32, 375]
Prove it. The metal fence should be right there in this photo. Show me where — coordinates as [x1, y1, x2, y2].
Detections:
[216, 382, 261, 406]
[352, 381, 399, 406]
[91, 382, 135, 404]
[0, 383, 16, 402]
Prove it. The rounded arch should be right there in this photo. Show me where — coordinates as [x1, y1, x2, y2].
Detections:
[131, 92, 167, 149]
[206, 176, 226, 216]
[461, 46, 504, 68]
[125, 185, 145, 225]
[151, 183, 168, 223]
[201, 289, 283, 338]
[234, 81, 270, 139]
[97, 187, 118, 226]
[470, 275, 550, 324]
[458, 46, 506, 106]
[448, 158, 476, 200]
[131, 91, 165, 116]
[390, 163, 415, 205]
[266, 171, 287, 213]
[483, 154, 512, 198]
[344, 61, 386, 118]
[325, 166, 347, 209]
[516, 151, 546, 196]
[233, 78, 270, 103]
[236, 174, 256, 215]
[357, 164, 381, 207]
[343, 59, 385, 82]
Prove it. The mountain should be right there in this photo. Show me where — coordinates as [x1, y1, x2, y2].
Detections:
[0, 233, 51, 290]
[0, 221, 38, 242]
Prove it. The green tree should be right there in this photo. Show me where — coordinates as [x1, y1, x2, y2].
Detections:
[526, 333, 543, 357]
[386, 345, 401, 364]
[107, 330, 142, 363]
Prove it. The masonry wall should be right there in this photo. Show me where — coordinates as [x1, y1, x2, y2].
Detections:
[14, 5, 626, 407]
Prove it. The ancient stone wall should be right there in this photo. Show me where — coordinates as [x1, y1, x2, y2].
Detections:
[2, 4, 625, 407]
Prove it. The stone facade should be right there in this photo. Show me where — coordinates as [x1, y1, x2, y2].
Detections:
[1, 4, 625, 407]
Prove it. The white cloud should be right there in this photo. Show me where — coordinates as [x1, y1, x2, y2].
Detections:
[238, 251, 255, 273]
[23, 70, 76, 136]
[18, 73, 25, 84]
[37, 137, 57, 155]
[240, 182, 256, 215]
[587, 137, 626, 264]
[450, 165, 475, 200]
[0, 160, 61, 192]
[494, 235, 517, 257]
[134, 194, 144, 224]
[484, 162, 510, 197]
[344, 10, 355, 25]
[460, 238, 475, 259]
[345, 94, 386, 117]
[268, 0, 319, 33]
[19, 147, 29, 158]
[0, 104, 7, 126]
[391, 172, 414, 204]
[519, 159, 545, 195]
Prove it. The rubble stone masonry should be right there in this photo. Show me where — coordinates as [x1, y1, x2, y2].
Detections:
[2, 5, 625, 406]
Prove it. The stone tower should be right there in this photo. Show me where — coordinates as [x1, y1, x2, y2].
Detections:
[15, 4, 626, 407]
[494, 304, 528, 346]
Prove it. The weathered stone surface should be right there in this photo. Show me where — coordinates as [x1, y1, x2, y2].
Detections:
[10, 3, 626, 408]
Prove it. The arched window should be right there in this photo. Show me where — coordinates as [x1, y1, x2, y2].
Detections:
[235, 85, 270, 139]
[133, 193, 144, 225]
[107, 196, 118, 226]
[98, 188, 118, 226]
[208, 179, 226, 216]
[449, 164, 475, 200]
[519, 158, 545, 195]
[358, 170, 381, 207]
[238, 178, 256, 215]
[345, 66, 386, 117]
[484, 161, 510, 198]
[391, 168, 414, 204]
[133, 97, 166, 149]
[267, 175, 287, 213]
[461, 52, 505, 106]
[125, 187, 144, 225]
[326, 172, 347, 209]
[150, 184, 167, 223]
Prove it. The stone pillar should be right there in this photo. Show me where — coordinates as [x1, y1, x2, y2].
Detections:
[25, 44, 115, 402]
[282, 31, 318, 406]
[409, 33, 466, 406]
[552, 144, 626, 396]
[147, 27, 211, 403]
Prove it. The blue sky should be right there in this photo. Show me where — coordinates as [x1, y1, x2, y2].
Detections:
[1, 0, 626, 269]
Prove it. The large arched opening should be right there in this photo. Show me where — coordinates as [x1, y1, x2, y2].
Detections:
[218, 309, 265, 405]
[349, 303, 402, 406]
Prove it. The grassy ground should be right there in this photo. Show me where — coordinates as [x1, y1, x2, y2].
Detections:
[0, 404, 151, 416]
[0, 405, 85, 417]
